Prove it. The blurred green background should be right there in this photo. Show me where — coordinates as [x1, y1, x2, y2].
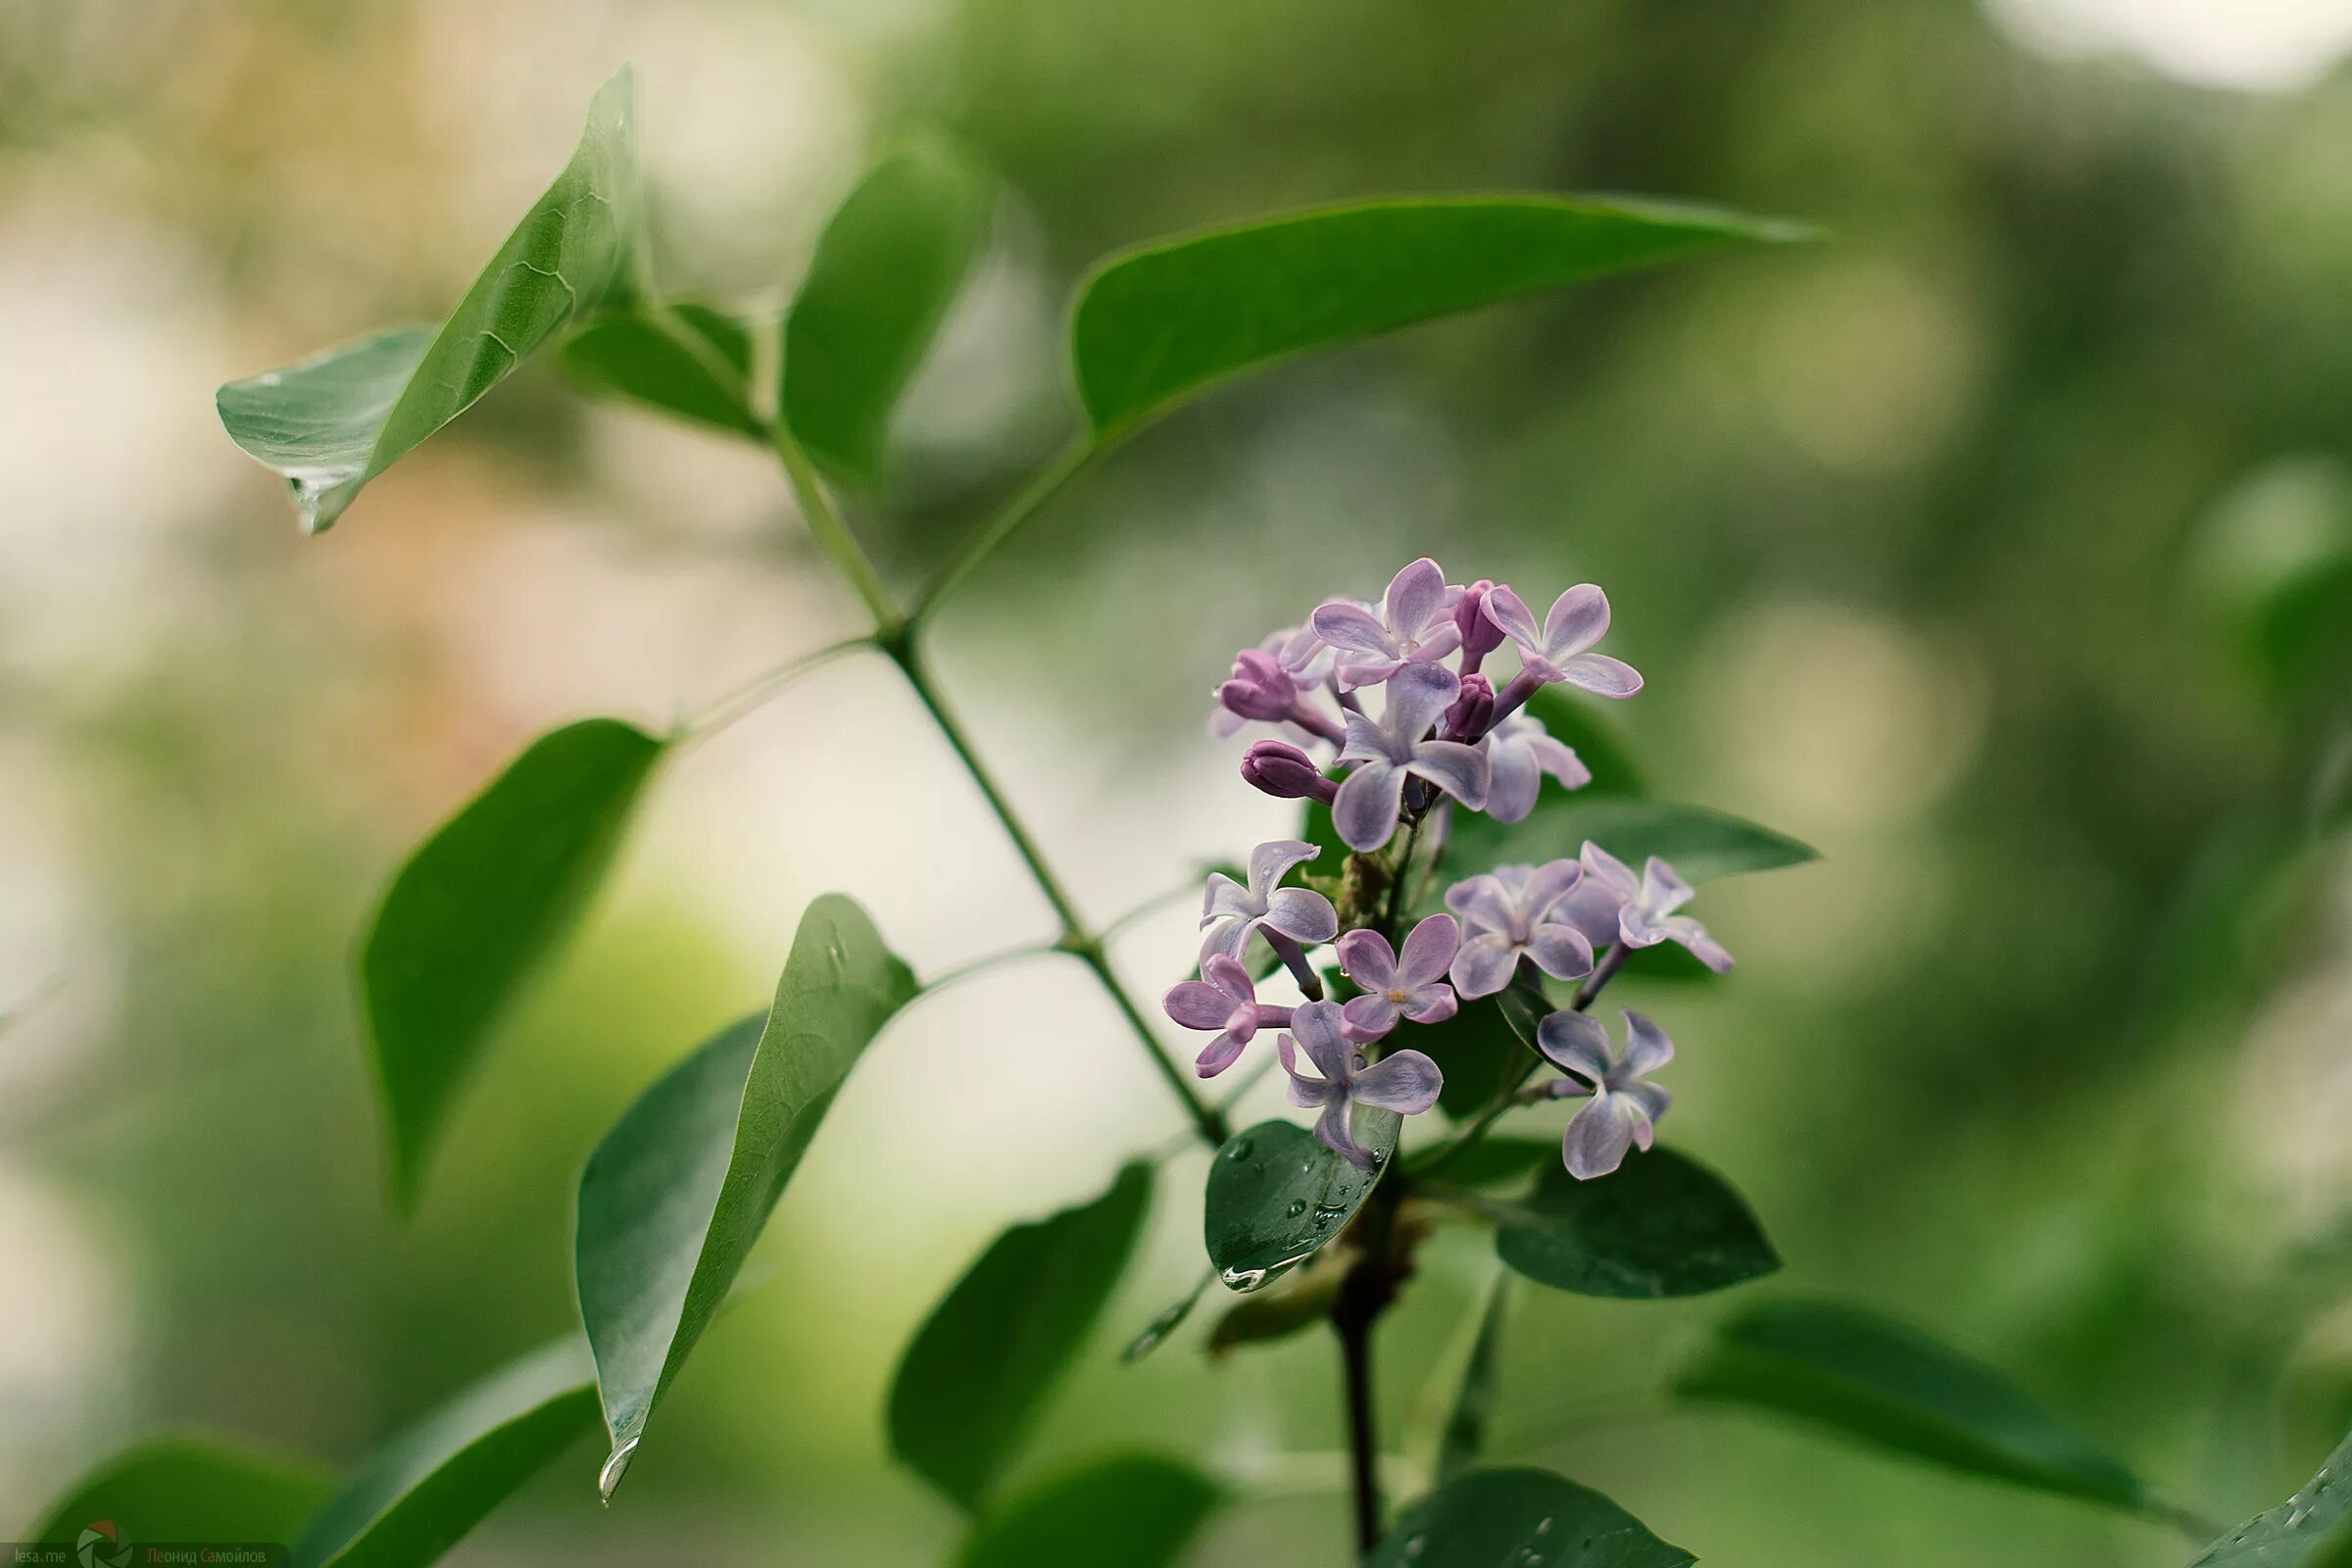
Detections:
[4, 0, 2352, 1562]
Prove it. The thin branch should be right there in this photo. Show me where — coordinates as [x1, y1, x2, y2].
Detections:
[908, 436, 1100, 627]
[677, 635, 872, 744]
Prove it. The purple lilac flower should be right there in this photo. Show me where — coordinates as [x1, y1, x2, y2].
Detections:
[1483, 583, 1642, 701]
[1210, 628, 1335, 742]
[1578, 843, 1733, 972]
[1200, 839, 1340, 967]
[1332, 663, 1491, 852]
[1240, 740, 1337, 804]
[1479, 711, 1592, 823]
[1455, 578, 1506, 674]
[1336, 913, 1460, 1040]
[1310, 558, 1464, 690]
[1276, 1000, 1444, 1170]
[1538, 1007, 1673, 1179]
[1442, 671, 1495, 743]
[1163, 955, 1293, 1078]
[1444, 859, 1595, 998]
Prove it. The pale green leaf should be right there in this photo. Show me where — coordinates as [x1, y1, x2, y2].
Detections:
[1436, 1276, 1512, 1485]
[1450, 796, 1818, 886]
[27, 1436, 332, 1544]
[558, 303, 760, 437]
[2191, 1425, 2352, 1566]
[950, 1455, 1222, 1568]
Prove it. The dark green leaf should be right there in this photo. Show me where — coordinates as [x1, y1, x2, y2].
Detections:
[557, 304, 761, 437]
[293, 1340, 597, 1568]
[26, 1437, 332, 1544]
[1409, 1135, 1559, 1190]
[575, 894, 915, 1499]
[218, 69, 639, 532]
[2190, 1425, 2352, 1566]
[1204, 1117, 1392, 1292]
[1418, 995, 1533, 1120]
[1496, 1147, 1779, 1299]
[1437, 1276, 1513, 1485]
[889, 1163, 1154, 1511]
[1525, 686, 1647, 799]
[1674, 1299, 2154, 1514]
[1372, 1467, 1693, 1568]
[1121, 1273, 1213, 1363]
[1452, 797, 1818, 886]
[784, 141, 994, 484]
[951, 1455, 1222, 1568]
[1206, 1248, 1348, 1355]
[1070, 194, 1804, 436]
[362, 718, 664, 1211]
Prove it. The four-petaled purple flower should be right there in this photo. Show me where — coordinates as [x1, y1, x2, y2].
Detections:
[1277, 1000, 1444, 1170]
[1163, 955, 1292, 1078]
[1200, 839, 1340, 967]
[1311, 558, 1464, 690]
[1538, 1007, 1674, 1179]
[1579, 843, 1733, 972]
[1484, 583, 1642, 700]
[1333, 663, 1491, 852]
[1337, 913, 1460, 1040]
[1479, 711, 1591, 822]
[1445, 860, 1596, 998]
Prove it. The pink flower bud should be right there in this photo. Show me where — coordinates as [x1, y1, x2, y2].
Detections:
[1444, 670, 1495, 741]
[1216, 648, 1299, 722]
[1455, 578, 1506, 671]
[1241, 741, 1338, 804]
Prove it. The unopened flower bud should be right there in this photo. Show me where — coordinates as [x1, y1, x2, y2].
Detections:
[1455, 578, 1506, 672]
[1216, 648, 1299, 723]
[1444, 671, 1495, 741]
[1241, 741, 1338, 804]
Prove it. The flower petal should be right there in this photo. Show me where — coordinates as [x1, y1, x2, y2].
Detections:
[1528, 731, 1592, 791]
[1660, 915, 1734, 973]
[1541, 584, 1611, 659]
[1263, 885, 1340, 946]
[1164, 979, 1236, 1030]
[1449, 932, 1521, 999]
[1337, 709, 1393, 766]
[1482, 584, 1544, 653]
[1249, 838, 1320, 897]
[1396, 912, 1461, 990]
[1335, 928, 1398, 991]
[1536, 1008, 1612, 1083]
[1552, 878, 1625, 950]
[1278, 1033, 1341, 1106]
[1444, 873, 1517, 935]
[1579, 841, 1641, 901]
[1352, 1049, 1443, 1115]
[1522, 858, 1585, 922]
[1195, 1030, 1250, 1078]
[1641, 856, 1694, 915]
[1310, 600, 1396, 656]
[1401, 983, 1457, 1025]
[1332, 760, 1408, 852]
[1408, 739, 1491, 810]
[1203, 954, 1256, 1005]
[1618, 1008, 1674, 1078]
[1199, 916, 1254, 966]
[1562, 1093, 1638, 1179]
[1314, 1096, 1376, 1170]
[1384, 557, 1450, 642]
[1554, 652, 1642, 699]
[1341, 994, 1401, 1040]
[1381, 661, 1460, 742]
[1202, 870, 1253, 922]
[1289, 999, 1356, 1085]
[1524, 921, 1595, 982]
[1482, 731, 1540, 822]
[1622, 1081, 1671, 1133]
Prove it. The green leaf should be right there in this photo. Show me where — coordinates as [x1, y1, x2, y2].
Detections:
[293, 1340, 597, 1568]
[889, 1163, 1154, 1512]
[1204, 1117, 1392, 1292]
[2189, 1424, 2351, 1566]
[362, 718, 665, 1211]
[1408, 1135, 1559, 1190]
[1437, 1277, 1513, 1485]
[1525, 686, 1647, 799]
[950, 1455, 1223, 1568]
[1419, 995, 1534, 1121]
[1205, 1248, 1348, 1355]
[784, 141, 994, 484]
[218, 69, 638, 533]
[1495, 1147, 1779, 1299]
[1674, 1299, 2156, 1515]
[557, 304, 761, 437]
[1070, 194, 1803, 437]
[1451, 796, 1818, 887]
[27, 1436, 332, 1543]
[574, 894, 915, 1500]
[1371, 1467, 1693, 1568]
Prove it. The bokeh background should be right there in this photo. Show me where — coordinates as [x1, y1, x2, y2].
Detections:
[6, 0, 2352, 1562]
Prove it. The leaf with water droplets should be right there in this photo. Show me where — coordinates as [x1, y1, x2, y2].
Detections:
[218, 69, 639, 533]
[1371, 1466, 1693, 1568]
[1495, 1146, 1778, 1299]
[1203, 1117, 1392, 1293]
[1675, 1299, 2166, 1520]
[574, 895, 915, 1500]
[558, 302, 761, 437]
[26, 1436, 332, 1543]
[888, 1163, 1154, 1512]
[363, 718, 665, 1213]
[950, 1454, 1222, 1568]
[292, 1340, 597, 1568]
[2191, 1424, 2352, 1566]
[1205, 1245, 1349, 1355]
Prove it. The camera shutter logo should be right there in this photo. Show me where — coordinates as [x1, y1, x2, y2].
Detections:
[75, 1520, 133, 1568]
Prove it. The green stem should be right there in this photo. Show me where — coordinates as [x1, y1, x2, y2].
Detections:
[908, 436, 1100, 628]
[678, 635, 873, 744]
[769, 422, 901, 635]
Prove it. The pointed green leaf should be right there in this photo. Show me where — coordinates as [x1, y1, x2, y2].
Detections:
[558, 303, 761, 437]
[951, 1455, 1222, 1568]
[2187, 1425, 2351, 1563]
[1675, 1299, 2158, 1516]
[784, 141, 994, 484]
[1525, 686, 1647, 799]
[575, 894, 915, 1499]
[218, 68, 639, 532]
[1071, 195, 1804, 436]
[27, 1436, 332, 1544]
[293, 1340, 597, 1568]
[1372, 1467, 1693, 1568]
[1418, 995, 1535, 1120]
[1407, 1134, 1559, 1190]
[1205, 1117, 1392, 1293]
[363, 718, 665, 1211]
[1496, 1147, 1779, 1299]
[1451, 796, 1818, 887]
[889, 1163, 1154, 1511]
[1437, 1277, 1513, 1486]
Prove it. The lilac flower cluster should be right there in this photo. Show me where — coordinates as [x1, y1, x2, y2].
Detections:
[1168, 559, 1738, 1181]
